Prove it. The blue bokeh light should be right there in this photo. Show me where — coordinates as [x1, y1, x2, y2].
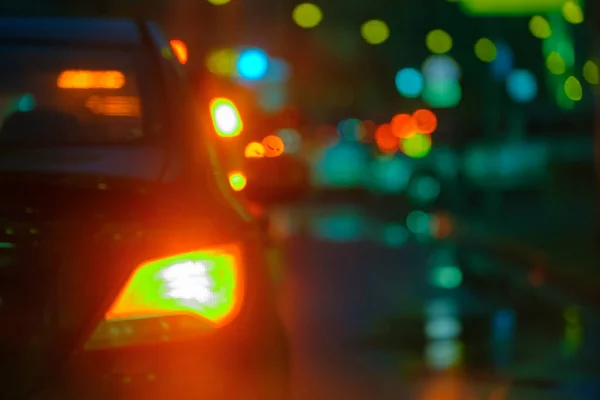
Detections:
[506, 69, 537, 103]
[422, 55, 460, 81]
[237, 48, 269, 81]
[337, 118, 365, 141]
[17, 93, 36, 112]
[490, 41, 513, 80]
[311, 212, 366, 243]
[314, 142, 368, 188]
[395, 68, 424, 98]
[370, 156, 413, 193]
[264, 58, 290, 83]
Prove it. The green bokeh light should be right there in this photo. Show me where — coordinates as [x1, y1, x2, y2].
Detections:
[402, 134, 432, 159]
[426, 30, 453, 55]
[474, 38, 497, 62]
[529, 15, 552, 38]
[361, 20, 390, 45]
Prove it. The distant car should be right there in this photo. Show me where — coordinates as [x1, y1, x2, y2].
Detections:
[0, 17, 289, 399]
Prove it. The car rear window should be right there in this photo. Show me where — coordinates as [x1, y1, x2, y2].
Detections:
[0, 45, 162, 146]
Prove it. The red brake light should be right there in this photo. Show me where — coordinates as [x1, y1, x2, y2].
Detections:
[85, 245, 243, 350]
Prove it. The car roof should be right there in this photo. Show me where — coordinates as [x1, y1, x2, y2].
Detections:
[0, 17, 141, 46]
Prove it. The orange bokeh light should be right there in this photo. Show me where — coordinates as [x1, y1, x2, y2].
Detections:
[391, 113, 416, 138]
[412, 109, 437, 134]
[170, 39, 188, 64]
[430, 213, 453, 239]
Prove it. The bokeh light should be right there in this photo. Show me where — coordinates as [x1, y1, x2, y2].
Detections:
[408, 175, 441, 204]
[562, 0, 584, 24]
[228, 171, 247, 191]
[264, 58, 291, 83]
[210, 97, 243, 137]
[474, 38, 497, 62]
[292, 3, 323, 29]
[426, 30, 453, 55]
[506, 69, 537, 103]
[425, 316, 461, 340]
[17, 94, 36, 112]
[430, 213, 454, 239]
[546, 51, 566, 75]
[375, 123, 398, 154]
[207, 0, 231, 5]
[169, 40, 188, 64]
[424, 341, 462, 371]
[544, 37, 575, 68]
[422, 80, 462, 108]
[430, 265, 462, 289]
[422, 55, 461, 81]
[401, 134, 432, 158]
[564, 76, 583, 101]
[412, 109, 437, 134]
[370, 156, 412, 193]
[391, 114, 416, 138]
[277, 128, 303, 153]
[490, 41, 513, 80]
[338, 118, 366, 141]
[395, 68, 424, 98]
[313, 142, 368, 187]
[406, 210, 430, 235]
[237, 48, 269, 81]
[557, 84, 575, 110]
[361, 20, 390, 45]
[261, 135, 285, 157]
[311, 211, 366, 242]
[583, 60, 599, 85]
[244, 142, 265, 158]
[381, 224, 409, 247]
[206, 48, 239, 77]
[529, 16, 552, 39]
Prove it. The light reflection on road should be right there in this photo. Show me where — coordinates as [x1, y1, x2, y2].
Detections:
[273, 203, 600, 400]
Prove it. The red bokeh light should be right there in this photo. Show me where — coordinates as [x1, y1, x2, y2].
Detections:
[412, 109, 437, 134]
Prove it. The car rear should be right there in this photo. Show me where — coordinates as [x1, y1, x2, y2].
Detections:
[0, 18, 289, 399]
[0, 180, 288, 400]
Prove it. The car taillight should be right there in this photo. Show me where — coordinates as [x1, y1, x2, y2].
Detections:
[85, 245, 243, 350]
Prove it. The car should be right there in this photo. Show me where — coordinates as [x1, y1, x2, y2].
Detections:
[0, 17, 290, 399]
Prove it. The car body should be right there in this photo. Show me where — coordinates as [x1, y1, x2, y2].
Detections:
[0, 17, 289, 399]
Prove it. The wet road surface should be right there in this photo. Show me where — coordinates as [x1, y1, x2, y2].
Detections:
[272, 201, 600, 400]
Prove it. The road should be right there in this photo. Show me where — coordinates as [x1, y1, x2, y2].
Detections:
[270, 199, 600, 400]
